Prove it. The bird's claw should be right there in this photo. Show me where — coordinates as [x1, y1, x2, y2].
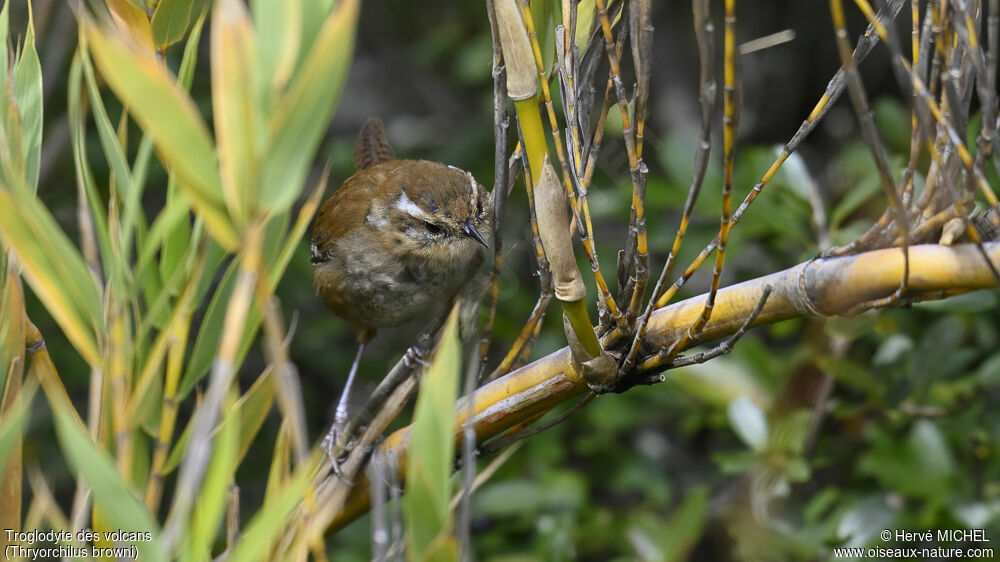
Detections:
[322, 420, 351, 478]
[402, 346, 430, 369]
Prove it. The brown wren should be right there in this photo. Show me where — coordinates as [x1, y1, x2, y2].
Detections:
[311, 118, 493, 451]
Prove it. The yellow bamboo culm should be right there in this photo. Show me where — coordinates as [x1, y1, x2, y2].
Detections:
[325, 242, 1000, 532]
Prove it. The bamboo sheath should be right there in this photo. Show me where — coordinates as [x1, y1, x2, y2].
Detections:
[328, 242, 1000, 531]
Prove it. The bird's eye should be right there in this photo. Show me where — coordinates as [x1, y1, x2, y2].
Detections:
[423, 221, 443, 235]
[476, 198, 483, 217]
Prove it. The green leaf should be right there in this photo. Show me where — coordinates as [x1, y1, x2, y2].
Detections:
[180, 261, 239, 396]
[236, 370, 275, 464]
[79, 46, 139, 252]
[874, 98, 910, 154]
[266, 168, 328, 290]
[574, 0, 595, 54]
[259, 0, 357, 214]
[0, 80, 26, 189]
[179, 260, 262, 399]
[11, 3, 42, 190]
[68, 52, 116, 283]
[50, 394, 165, 562]
[251, 0, 301, 92]
[909, 419, 955, 482]
[299, 0, 339, 67]
[404, 307, 462, 562]
[0, 266, 25, 400]
[0, 2, 23, 190]
[712, 450, 757, 474]
[816, 355, 884, 395]
[656, 486, 709, 562]
[0, 188, 103, 365]
[212, 0, 260, 224]
[157, 179, 192, 291]
[529, 0, 556, 78]
[151, 0, 207, 49]
[0, 2, 9, 94]
[859, 424, 955, 500]
[188, 392, 240, 560]
[977, 352, 1000, 386]
[178, 11, 207, 90]
[84, 21, 238, 250]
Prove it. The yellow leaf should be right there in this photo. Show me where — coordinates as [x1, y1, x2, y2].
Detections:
[105, 0, 155, 52]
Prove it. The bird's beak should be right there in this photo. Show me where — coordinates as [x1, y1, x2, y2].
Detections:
[462, 221, 489, 248]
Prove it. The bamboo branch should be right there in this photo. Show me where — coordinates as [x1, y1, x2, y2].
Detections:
[325, 241, 1000, 532]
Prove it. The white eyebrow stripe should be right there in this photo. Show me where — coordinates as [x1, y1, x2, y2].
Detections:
[395, 191, 432, 220]
[466, 171, 477, 211]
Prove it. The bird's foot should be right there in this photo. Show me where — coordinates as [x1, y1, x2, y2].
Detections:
[322, 416, 352, 478]
[402, 345, 430, 369]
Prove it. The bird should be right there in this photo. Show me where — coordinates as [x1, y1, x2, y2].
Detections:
[310, 118, 493, 456]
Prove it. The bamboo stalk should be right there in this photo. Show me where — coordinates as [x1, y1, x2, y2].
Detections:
[325, 242, 1000, 532]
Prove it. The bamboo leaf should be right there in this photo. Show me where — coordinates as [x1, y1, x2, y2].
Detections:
[50, 392, 164, 562]
[266, 167, 327, 290]
[0, 379, 33, 475]
[574, 0, 595, 54]
[212, 0, 259, 224]
[156, 13, 205, 291]
[68, 52, 115, 283]
[404, 306, 462, 561]
[179, 261, 262, 399]
[235, 370, 275, 464]
[178, 11, 206, 90]
[105, 0, 155, 51]
[151, 0, 207, 49]
[180, 209, 294, 398]
[180, 261, 238, 397]
[157, 180, 192, 293]
[84, 20, 239, 250]
[188, 392, 240, 559]
[299, 0, 339, 68]
[0, 58, 25, 190]
[164, 366, 275, 476]
[11, 2, 42, 190]
[250, 0, 301, 91]
[528, 0, 556, 78]
[259, 0, 357, 214]
[79, 46, 138, 237]
[0, 189, 102, 366]
[263, 416, 290, 504]
[0, 1, 8, 95]
[0, 265, 25, 405]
